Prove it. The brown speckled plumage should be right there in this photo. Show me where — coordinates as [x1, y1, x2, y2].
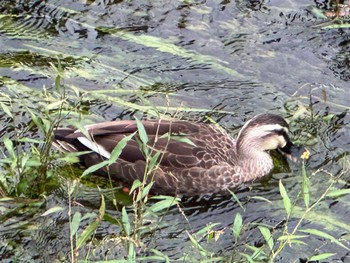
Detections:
[53, 114, 300, 196]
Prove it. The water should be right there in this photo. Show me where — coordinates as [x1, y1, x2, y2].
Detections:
[1, 0, 350, 262]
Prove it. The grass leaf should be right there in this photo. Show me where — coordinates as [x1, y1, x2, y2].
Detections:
[108, 132, 137, 163]
[258, 226, 274, 251]
[76, 195, 105, 250]
[122, 207, 131, 236]
[166, 135, 196, 146]
[326, 189, 350, 198]
[129, 179, 142, 194]
[279, 180, 291, 216]
[3, 137, 15, 159]
[71, 212, 82, 237]
[233, 212, 243, 242]
[141, 182, 154, 201]
[309, 253, 336, 261]
[148, 151, 161, 172]
[249, 196, 272, 203]
[300, 228, 349, 250]
[148, 198, 177, 213]
[227, 188, 245, 210]
[135, 117, 148, 145]
[81, 160, 110, 177]
[0, 102, 13, 118]
[41, 206, 64, 217]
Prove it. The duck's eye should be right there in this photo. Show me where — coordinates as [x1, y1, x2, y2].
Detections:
[273, 129, 286, 136]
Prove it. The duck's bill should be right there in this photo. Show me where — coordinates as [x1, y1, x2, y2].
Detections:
[279, 141, 310, 161]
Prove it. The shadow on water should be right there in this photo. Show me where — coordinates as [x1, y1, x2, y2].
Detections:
[1, 0, 350, 262]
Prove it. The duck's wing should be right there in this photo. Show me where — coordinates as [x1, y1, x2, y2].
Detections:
[54, 120, 230, 167]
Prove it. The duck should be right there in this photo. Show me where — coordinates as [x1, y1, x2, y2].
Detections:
[52, 114, 304, 196]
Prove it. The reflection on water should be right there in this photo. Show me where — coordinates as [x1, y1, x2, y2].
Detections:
[1, 0, 350, 261]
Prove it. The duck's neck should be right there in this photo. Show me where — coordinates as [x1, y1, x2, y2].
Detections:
[236, 149, 274, 182]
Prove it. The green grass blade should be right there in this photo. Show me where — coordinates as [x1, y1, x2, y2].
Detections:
[279, 180, 291, 216]
[258, 226, 274, 251]
[71, 212, 82, 237]
[300, 228, 349, 250]
[148, 198, 177, 213]
[309, 253, 336, 261]
[227, 188, 245, 210]
[232, 212, 243, 242]
[3, 137, 15, 159]
[41, 206, 65, 217]
[108, 132, 137, 163]
[122, 207, 131, 236]
[0, 102, 13, 118]
[249, 196, 272, 203]
[135, 117, 148, 145]
[326, 189, 350, 198]
[148, 151, 161, 172]
[140, 182, 154, 201]
[129, 179, 142, 194]
[239, 253, 255, 263]
[81, 160, 110, 177]
[76, 195, 105, 250]
[162, 134, 196, 146]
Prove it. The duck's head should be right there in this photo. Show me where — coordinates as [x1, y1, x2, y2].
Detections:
[236, 114, 305, 160]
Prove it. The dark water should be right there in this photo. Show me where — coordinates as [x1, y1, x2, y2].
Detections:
[1, 0, 350, 262]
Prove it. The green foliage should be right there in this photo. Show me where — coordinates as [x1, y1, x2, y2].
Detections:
[232, 212, 243, 243]
[279, 179, 291, 216]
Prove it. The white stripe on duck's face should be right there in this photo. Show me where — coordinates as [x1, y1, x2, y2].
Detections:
[237, 123, 290, 152]
[256, 124, 290, 150]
